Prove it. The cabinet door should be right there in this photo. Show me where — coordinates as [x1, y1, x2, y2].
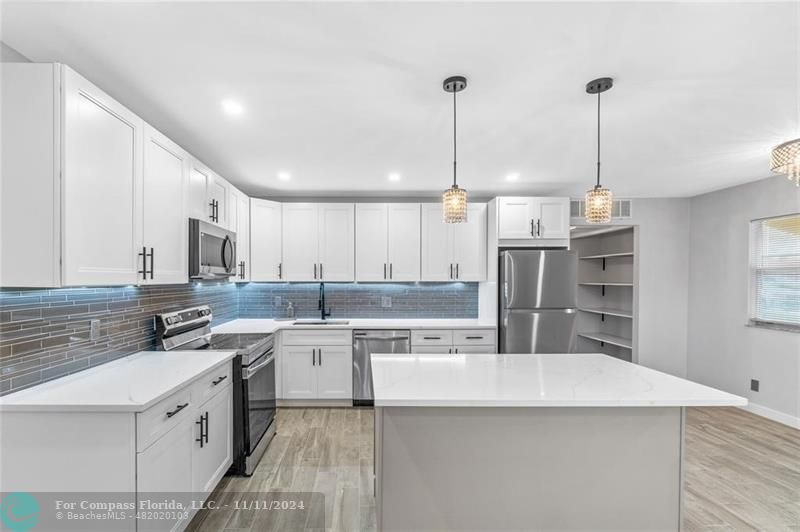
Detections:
[453, 345, 496, 354]
[355, 204, 388, 281]
[411, 345, 453, 354]
[192, 386, 232, 494]
[282, 346, 316, 399]
[137, 420, 193, 530]
[235, 191, 251, 281]
[142, 124, 188, 285]
[387, 203, 421, 281]
[250, 199, 283, 281]
[421, 204, 454, 281]
[318, 203, 355, 281]
[534, 197, 570, 239]
[282, 203, 319, 281]
[316, 346, 353, 399]
[452, 203, 487, 281]
[62, 66, 143, 286]
[187, 162, 211, 222]
[207, 173, 229, 228]
[497, 197, 536, 240]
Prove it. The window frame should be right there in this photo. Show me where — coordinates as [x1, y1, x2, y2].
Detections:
[747, 212, 800, 333]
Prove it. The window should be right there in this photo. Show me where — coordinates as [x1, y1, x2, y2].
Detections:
[749, 213, 800, 330]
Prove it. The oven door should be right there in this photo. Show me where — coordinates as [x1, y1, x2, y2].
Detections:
[242, 351, 276, 454]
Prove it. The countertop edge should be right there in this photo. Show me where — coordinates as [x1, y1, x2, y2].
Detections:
[0, 351, 237, 413]
[373, 399, 750, 408]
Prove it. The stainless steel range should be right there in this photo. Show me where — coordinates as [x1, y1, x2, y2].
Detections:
[156, 305, 276, 476]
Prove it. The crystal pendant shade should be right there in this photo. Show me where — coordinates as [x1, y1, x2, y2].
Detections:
[770, 138, 800, 186]
[443, 185, 468, 223]
[585, 185, 613, 224]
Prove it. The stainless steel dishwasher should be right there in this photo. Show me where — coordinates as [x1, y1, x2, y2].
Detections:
[353, 330, 410, 406]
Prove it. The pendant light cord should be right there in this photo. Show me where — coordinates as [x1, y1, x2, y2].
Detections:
[596, 91, 601, 188]
[453, 89, 458, 187]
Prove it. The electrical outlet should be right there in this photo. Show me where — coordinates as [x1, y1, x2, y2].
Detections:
[274, 296, 282, 307]
[381, 296, 392, 308]
[90, 319, 100, 341]
[750, 379, 760, 392]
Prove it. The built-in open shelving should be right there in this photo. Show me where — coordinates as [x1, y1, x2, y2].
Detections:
[578, 307, 633, 319]
[571, 224, 637, 363]
[579, 252, 634, 260]
[577, 332, 632, 349]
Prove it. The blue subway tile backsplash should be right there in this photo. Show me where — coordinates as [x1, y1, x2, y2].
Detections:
[0, 281, 478, 395]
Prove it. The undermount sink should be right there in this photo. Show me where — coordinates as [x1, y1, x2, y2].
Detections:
[292, 319, 350, 326]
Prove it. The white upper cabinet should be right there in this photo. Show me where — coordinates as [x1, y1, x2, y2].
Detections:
[355, 203, 420, 281]
[452, 203, 487, 281]
[232, 189, 251, 282]
[355, 204, 388, 281]
[250, 199, 283, 281]
[497, 197, 570, 241]
[142, 124, 188, 285]
[282, 203, 354, 282]
[186, 160, 230, 228]
[61, 66, 144, 286]
[535, 197, 571, 239]
[318, 203, 355, 281]
[282, 203, 321, 281]
[421, 203, 487, 281]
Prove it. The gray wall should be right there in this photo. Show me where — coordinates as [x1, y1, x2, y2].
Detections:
[687, 176, 800, 425]
[0, 41, 30, 62]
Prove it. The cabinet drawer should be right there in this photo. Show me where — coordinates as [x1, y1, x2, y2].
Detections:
[190, 362, 232, 406]
[137, 387, 192, 451]
[453, 329, 496, 346]
[281, 329, 351, 346]
[411, 330, 453, 346]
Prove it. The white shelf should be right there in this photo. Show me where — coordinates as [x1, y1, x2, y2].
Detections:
[579, 282, 634, 287]
[578, 307, 633, 319]
[579, 252, 634, 260]
[577, 332, 632, 349]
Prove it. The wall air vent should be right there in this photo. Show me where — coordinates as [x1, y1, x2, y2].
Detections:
[570, 199, 632, 219]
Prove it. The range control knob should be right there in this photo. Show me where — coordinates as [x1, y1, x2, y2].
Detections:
[165, 317, 173, 325]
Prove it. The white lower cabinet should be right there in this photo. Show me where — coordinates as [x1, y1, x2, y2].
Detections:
[410, 328, 497, 354]
[280, 331, 353, 400]
[316, 345, 353, 398]
[191, 384, 233, 494]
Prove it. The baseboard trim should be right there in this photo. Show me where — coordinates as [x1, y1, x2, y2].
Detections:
[739, 403, 800, 429]
[278, 399, 353, 408]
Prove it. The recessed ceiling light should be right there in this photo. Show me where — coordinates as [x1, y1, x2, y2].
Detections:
[506, 172, 520, 182]
[277, 171, 291, 181]
[221, 99, 244, 116]
[388, 172, 401, 182]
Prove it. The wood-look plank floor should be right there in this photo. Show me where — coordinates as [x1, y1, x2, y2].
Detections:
[187, 406, 799, 531]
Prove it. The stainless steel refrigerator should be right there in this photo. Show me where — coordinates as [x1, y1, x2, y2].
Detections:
[499, 250, 578, 353]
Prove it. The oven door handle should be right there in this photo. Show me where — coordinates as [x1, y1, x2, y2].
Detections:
[242, 353, 274, 380]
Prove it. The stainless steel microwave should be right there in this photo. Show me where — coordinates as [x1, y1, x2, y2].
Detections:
[189, 218, 237, 279]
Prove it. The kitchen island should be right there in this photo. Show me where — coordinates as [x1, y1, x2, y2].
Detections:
[371, 353, 746, 531]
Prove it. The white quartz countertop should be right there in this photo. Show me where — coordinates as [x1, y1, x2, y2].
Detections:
[212, 318, 497, 334]
[371, 353, 748, 407]
[0, 350, 236, 413]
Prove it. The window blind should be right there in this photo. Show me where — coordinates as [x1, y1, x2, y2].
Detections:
[749, 214, 800, 327]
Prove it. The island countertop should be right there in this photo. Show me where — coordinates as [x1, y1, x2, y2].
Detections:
[371, 353, 747, 407]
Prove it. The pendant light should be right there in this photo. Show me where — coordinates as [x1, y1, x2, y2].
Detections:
[442, 75, 468, 223]
[584, 77, 614, 224]
[770, 6, 800, 186]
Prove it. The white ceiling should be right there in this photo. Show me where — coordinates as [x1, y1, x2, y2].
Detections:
[2, 1, 798, 198]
